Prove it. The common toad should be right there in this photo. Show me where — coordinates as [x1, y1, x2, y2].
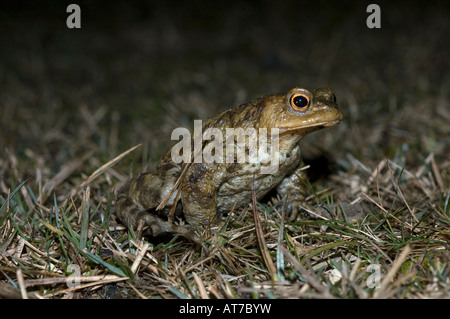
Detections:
[116, 87, 343, 245]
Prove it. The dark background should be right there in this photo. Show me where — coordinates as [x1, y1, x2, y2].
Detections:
[0, 0, 449, 171]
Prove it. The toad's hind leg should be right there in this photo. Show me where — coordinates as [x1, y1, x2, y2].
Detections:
[115, 172, 204, 246]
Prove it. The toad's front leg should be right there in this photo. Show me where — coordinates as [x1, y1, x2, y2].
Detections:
[276, 161, 314, 220]
[180, 163, 221, 228]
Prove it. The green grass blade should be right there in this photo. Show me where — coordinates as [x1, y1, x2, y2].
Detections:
[81, 250, 127, 277]
[0, 179, 28, 215]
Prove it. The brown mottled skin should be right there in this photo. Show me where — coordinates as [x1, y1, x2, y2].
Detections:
[116, 88, 343, 245]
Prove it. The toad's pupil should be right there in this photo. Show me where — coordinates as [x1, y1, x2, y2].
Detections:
[293, 95, 308, 108]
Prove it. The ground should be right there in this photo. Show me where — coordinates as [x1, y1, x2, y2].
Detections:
[0, 1, 449, 299]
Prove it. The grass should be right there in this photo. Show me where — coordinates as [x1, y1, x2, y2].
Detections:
[1, 151, 448, 298]
[0, 1, 449, 299]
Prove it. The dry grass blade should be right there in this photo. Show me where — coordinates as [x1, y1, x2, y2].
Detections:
[156, 163, 190, 211]
[79, 186, 90, 250]
[362, 192, 412, 231]
[374, 245, 412, 298]
[16, 268, 28, 299]
[251, 175, 277, 281]
[386, 160, 418, 222]
[5, 149, 34, 210]
[0, 281, 30, 299]
[279, 245, 333, 298]
[185, 254, 216, 273]
[130, 241, 149, 274]
[63, 144, 142, 206]
[42, 276, 129, 298]
[193, 272, 209, 299]
[23, 275, 126, 288]
[429, 153, 445, 192]
[127, 282, 148, 299]
[40, 151, 93, 203]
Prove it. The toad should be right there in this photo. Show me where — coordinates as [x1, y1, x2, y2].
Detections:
[116, 87, 343, 245]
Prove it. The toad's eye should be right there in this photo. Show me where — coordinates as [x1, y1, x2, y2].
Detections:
[290, 93, 310, 111]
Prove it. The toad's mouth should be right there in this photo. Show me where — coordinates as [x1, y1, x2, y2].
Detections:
[278, 118, 342, 133]
[278, 107, 343, 133]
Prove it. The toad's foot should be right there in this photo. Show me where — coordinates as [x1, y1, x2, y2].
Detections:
[315, 202, 366, 223]
[274, 199, 315, 221]
[116, 196, 208, 252]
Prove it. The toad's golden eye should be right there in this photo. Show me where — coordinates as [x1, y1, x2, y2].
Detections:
[290, 93, 310, 111]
